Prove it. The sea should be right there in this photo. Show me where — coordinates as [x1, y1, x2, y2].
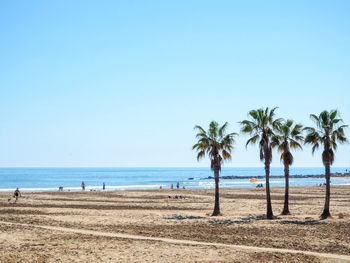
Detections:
[0, 167, 350, 192]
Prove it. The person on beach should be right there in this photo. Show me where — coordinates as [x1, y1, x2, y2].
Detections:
[81, 181, 85, 191]
[176, 182, 180, 189]
[103, 182, 105, 190]
[10, 187, 21, 203]
[14, 187, 21, 201]
[171, 183, 173, 190]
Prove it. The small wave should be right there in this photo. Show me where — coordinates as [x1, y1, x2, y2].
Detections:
[220, 181, 252, 185]
[0, 185, 163, 192]
[0, 187, 61, 192]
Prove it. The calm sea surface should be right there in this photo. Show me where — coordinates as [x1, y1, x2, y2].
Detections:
[0, 167, 350, 192]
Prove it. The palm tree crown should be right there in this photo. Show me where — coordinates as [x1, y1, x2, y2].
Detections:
[193, 121, 237, 170]
[304, 110, 348, 165]
[240, 107, 282, 162]
[271, 119, 304, 166]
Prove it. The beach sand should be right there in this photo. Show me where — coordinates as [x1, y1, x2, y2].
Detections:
[0, 186, 349, 262]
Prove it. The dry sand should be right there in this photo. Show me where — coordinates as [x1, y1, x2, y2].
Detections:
[0, 186, 350, 262]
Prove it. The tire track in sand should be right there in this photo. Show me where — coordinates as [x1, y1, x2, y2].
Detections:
[1, 221, 350, 261]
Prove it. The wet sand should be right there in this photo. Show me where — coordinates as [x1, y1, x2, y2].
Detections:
[0, 186, 350, 262]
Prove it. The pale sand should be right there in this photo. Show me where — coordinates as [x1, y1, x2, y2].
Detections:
[0, 186, 350, 262]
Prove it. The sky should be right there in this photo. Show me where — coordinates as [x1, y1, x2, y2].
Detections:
[0, 0, 349, 168]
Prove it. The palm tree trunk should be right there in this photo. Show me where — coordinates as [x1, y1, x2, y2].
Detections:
[321, 163, 331, 219]
[265, 161, 274, 219]
[212, 169, 220, 216]
[282, 164, 290, 215]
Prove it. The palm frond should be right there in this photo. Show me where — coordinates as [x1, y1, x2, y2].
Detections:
[196, 150, 206, 161]
[209, 121, 219, 139]
[311, 143, 319, 155]
[218, 122, 229, 138]
[245, 134, 259, 147]
[310, 114, 320, 127]
[290, 139, 303, 150]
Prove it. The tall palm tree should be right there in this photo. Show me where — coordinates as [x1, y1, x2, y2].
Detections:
[304, 110, 348, 219]
[193, 121, 237, 216]
[271, 120, 303, 215]
[240, 107, 282, 219]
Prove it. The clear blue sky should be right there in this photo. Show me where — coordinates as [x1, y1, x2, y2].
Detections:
[0, 1, 349, 167]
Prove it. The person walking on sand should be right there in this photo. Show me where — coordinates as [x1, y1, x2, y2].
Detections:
[103, 182, 105, 190]
[81, 181, 85, 191]
[176, 182, 180, 189]
[12, 187, 21, 203]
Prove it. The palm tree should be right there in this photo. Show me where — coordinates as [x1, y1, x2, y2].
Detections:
[304, 110, 348, 219]
[193, 121, 237, 216]
[271, 120, 303, 215]
[240, 107, 282, 219]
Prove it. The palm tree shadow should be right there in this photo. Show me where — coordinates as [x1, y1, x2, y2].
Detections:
[209, 215, 270, 225]
[279, 219, 325, 225]
[164, 215, 206, 220]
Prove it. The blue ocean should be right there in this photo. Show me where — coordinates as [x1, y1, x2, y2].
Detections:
[0, 167, 349, 192]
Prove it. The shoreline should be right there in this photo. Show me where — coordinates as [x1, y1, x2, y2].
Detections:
[2, 183, 350, 194]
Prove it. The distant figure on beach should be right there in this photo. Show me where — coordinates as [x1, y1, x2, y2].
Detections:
[171, 184, 173, 190]
[256, 183, 263, 188]
[176, 182, 180, 189]
[14, 188, 21, 202]
[58, 186, 64, 192]
[168, 195, 186, 200]
[159, 186, 163, 190]
[81, 181, 85, 191]
[103, 182, 105, 190]
[9, 187, 21, 203]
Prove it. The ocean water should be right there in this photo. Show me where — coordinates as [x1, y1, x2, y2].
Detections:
[0, 167, 349, 192]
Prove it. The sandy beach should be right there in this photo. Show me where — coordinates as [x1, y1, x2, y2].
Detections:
[0, 186, 349, 263]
